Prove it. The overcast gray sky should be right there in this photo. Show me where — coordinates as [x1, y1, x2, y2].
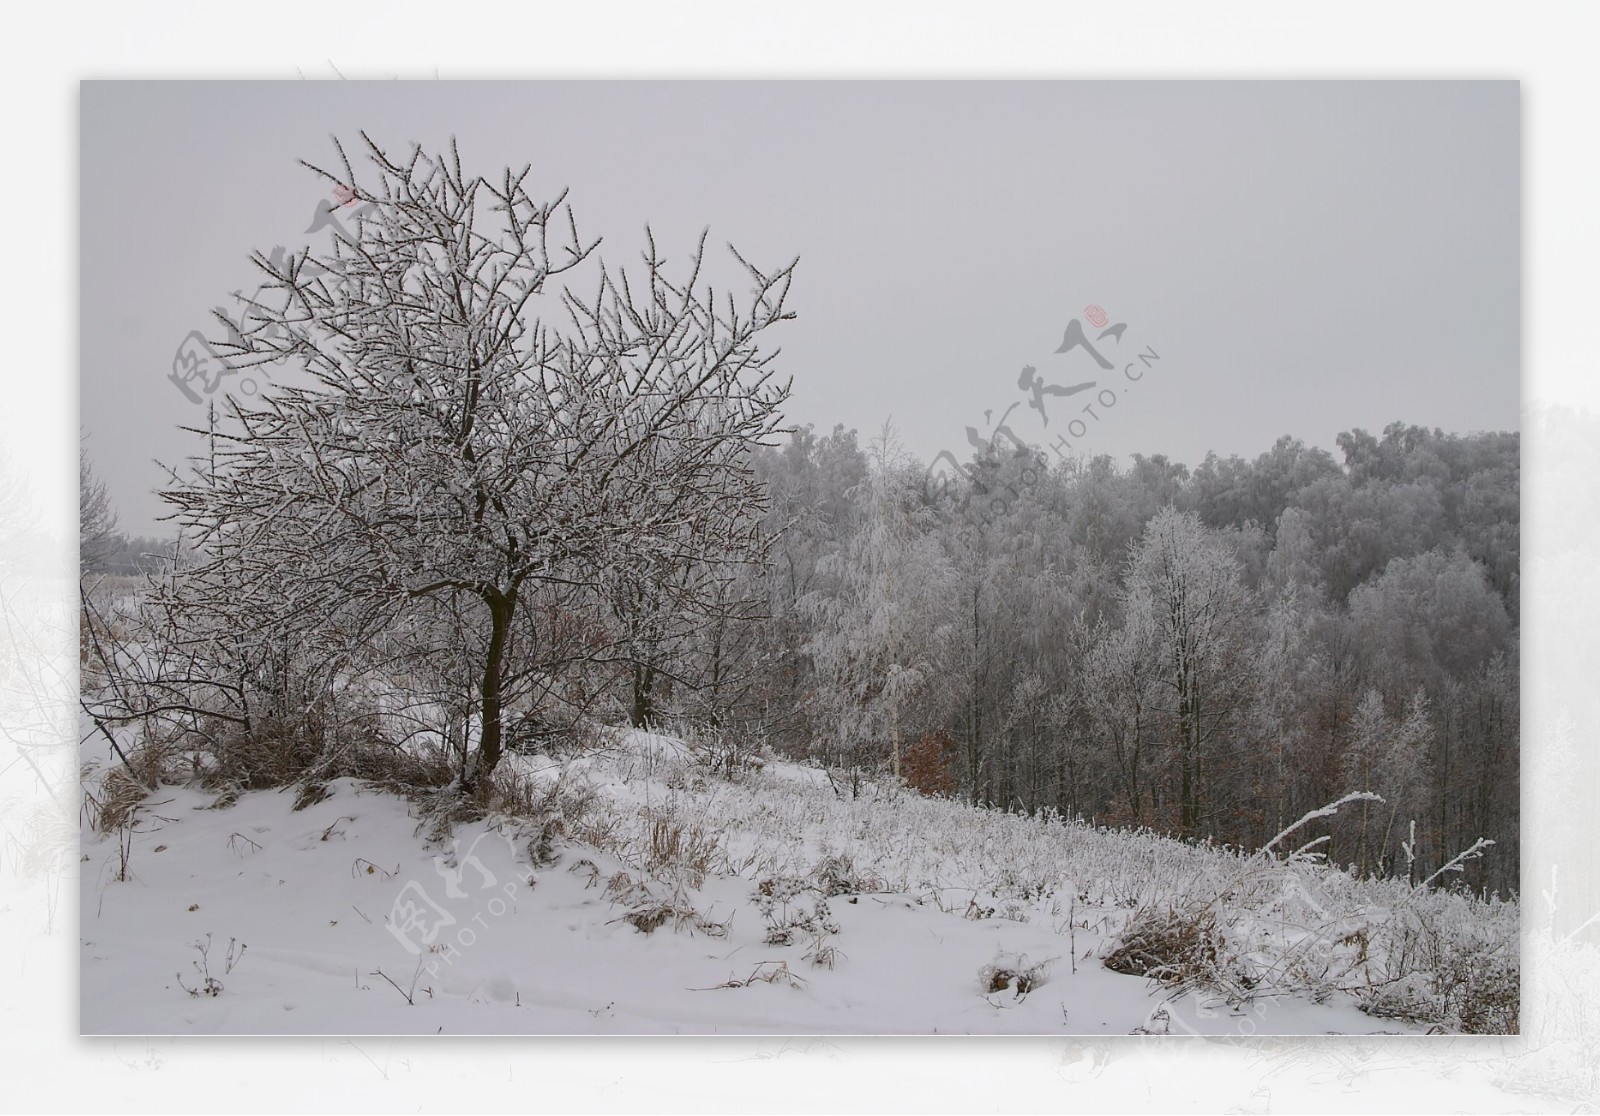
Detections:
[81, 80, 1518, 535]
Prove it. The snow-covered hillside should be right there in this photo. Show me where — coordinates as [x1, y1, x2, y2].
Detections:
[79, 729, 1514, 1035]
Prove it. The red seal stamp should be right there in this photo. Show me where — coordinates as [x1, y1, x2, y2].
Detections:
[1084, 304, 1109, 329]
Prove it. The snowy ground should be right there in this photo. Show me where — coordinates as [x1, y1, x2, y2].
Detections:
[80, 730, 1458, 1036]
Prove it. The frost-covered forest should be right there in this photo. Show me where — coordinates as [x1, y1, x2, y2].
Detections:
[739, 419, 1519, 897]
[77, 134, 1519, 1035]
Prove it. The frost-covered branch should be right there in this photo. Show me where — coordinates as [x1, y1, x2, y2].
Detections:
[1260, 791, 1384, 858]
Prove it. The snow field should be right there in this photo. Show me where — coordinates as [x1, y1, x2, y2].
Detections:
[80, 728, 1514, 1034]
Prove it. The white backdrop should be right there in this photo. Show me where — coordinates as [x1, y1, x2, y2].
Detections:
[4, 3, 1594, 1111]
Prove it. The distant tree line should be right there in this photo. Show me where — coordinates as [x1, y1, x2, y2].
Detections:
[675, 420, 1518, 895]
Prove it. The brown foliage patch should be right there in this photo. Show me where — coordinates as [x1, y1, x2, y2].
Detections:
[902, 729, 959, 798]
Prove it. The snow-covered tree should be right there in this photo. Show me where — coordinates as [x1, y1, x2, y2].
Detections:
[79, 444, 120, 578]
[1123, 506, 1255, 834]
[1336, 686, 1433, 878]
[153, 134, 794, 789]
[801, 426, 955, 782]
[1079, 605, 1159, 824]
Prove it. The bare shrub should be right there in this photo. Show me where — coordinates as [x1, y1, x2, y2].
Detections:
[1102, 905, 1222, 990]
[333, 738, 457, 795]
[679, 720, 765, 782]
[753, 875, 840, 945]
[1454, 953, 1519, 1034]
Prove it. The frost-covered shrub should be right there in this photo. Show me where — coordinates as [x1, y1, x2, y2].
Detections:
[674, 719, 766, 782]
[753, 875, 841, 946]
[1360, 896, 1520, 1033]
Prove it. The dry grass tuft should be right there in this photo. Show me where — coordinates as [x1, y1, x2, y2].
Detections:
[83, 764, 153, 834]
[618, 898, 729, 938]
[697, 960, 807, 991]
[640, 810, 721, 889]
[810, 852, 884, 897]
[1102, 905, 1221, 989]
[978, 954, 1053, 997]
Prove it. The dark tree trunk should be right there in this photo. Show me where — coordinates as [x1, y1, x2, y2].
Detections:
[631, 662, 657, 728]
[465, 589, 515, 790]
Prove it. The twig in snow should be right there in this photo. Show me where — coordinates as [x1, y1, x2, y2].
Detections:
[369, 963, 423, 1006]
